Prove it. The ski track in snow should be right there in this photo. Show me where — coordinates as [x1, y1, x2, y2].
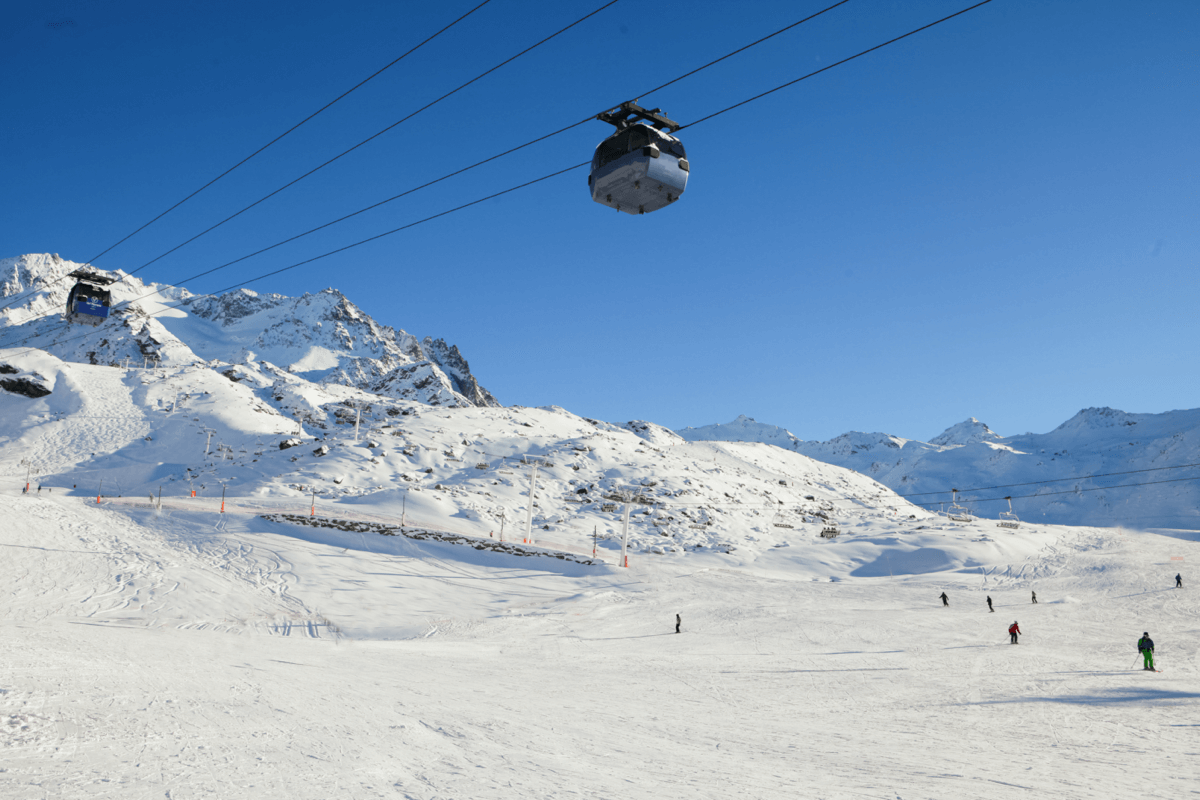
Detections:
[0, 491, 1196, 798]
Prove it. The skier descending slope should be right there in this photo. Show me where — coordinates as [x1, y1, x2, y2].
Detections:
[1009, 621, 1021, 644]
[987, 596, 994, 612]
[940, 592, 949, 607]
[1138, 632, 1156, 671]
[1176, 574, 1182, 588]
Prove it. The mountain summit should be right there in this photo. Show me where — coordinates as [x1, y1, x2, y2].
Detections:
[929, 418, 1002, 447]
[0, 254, 497, 408]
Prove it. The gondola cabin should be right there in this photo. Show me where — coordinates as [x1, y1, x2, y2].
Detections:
[65, 270, 117, 325]
[590, 101, 689, 215]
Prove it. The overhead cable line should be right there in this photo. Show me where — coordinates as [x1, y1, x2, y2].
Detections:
[124, 0, 856, 300]
[115, 0, 624, 282]
[1, 0, 994, 356]
[0, 0, 496, 316]
[907, 475, 1200, 508]
[897, 461, 1200, 497]
[676, 0, 994, 131]
[0, 162, 592, 357]
[0, 0, 856, 334]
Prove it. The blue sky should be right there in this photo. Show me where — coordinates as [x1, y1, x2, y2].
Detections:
[3, 0, 1197, 441]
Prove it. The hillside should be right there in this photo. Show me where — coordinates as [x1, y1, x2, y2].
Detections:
[1, 467, 1195, 798]
[0, 346, 948, 562]
[0, 257, 1196, 798]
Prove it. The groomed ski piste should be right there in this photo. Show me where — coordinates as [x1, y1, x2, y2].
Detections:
[1, 354, 1197, 797]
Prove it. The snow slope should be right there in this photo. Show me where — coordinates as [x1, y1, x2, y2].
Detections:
[0, 256, 1197, 797]
[1, 486, 1195, 799]
[679, 411, 1200, 530]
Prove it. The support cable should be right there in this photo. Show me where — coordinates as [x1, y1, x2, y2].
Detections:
[0, 0, 496, 314]
[117, 0, 624, 280]
[897, 461, 1200, 497]
[0, 0, 856, 333]
[2, 0, 996, 354]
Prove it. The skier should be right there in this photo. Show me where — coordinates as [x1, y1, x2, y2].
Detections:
[1009, 621, 1021, 644]
[987, 596, 994, 612]
[1176, 574, 1182, 588]
[1137, 632, 1155, 671]
[675, 614, 681, 634]
[1031, 591, 1037, 604]
[940, 592, 949, 607]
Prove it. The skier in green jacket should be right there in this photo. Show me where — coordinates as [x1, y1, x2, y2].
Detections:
[1137, 632, 1155, 671]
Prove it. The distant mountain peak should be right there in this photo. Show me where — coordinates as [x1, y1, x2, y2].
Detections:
[676, 416, 803, 448]
[1054, 407, 1138, 431]
[929, 418, 1001, 447]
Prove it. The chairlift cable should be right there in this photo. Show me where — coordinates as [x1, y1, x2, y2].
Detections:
[0, 0, 497, 315]
[907, 475, 1200, 507]
[897, 461, 1200, 497]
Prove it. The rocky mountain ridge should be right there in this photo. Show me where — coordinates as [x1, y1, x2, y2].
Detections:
[0, 253, 497, 409]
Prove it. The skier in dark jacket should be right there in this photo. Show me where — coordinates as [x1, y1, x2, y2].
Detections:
[1009, 621, 1021, 644]
[1176, 574, 1183, 588]
[986, 596, 994, 612]
[1138, 633, 1155, 670]
[1031, 591, 1037, 604]
[675, 614, 681, 634]
[940, 592, 949, 607]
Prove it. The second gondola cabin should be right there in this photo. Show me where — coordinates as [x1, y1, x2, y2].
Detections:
[65, 269, 117, 325]
[589, 101, 689, 215]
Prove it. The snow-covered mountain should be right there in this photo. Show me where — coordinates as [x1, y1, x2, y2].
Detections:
[0, 344, 941, 561]
[677, 412, 1200, 530]
[0, 254, 497, 408]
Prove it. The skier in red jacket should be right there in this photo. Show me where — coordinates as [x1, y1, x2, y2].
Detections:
[1009, 621, 1021, 644]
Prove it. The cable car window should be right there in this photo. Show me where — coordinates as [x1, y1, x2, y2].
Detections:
[627, 127, 649, 152]
[661, 139, 686, 158]
[595, 130, 635, 169]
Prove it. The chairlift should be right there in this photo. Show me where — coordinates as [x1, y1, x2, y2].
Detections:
[820, 525, 840, 539]
[65, 269, 117, 325]
[601, 503, 617, 513]
[947, 489, 974, 523]
[997, 496, 1021, 530]
[589, 101, 689, 215]
[475, 461, 489, 470]
[771, 509, 794, 529]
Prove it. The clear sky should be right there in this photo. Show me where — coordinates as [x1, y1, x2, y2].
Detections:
[3, 0, 1197, 442]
